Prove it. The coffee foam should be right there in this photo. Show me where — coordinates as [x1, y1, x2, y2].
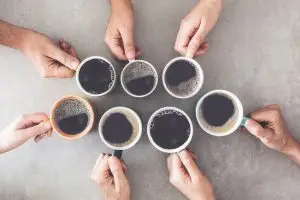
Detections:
[166, 60, 201, 97]
[122, 61, 157, 85]
[198, 94, 239, 133]
[101, 108, 140, 148]
[149, 109, 190, 135]
[53, 98, 90, 125]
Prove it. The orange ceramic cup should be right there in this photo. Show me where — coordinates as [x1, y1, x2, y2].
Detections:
[50, 95, 95, 140]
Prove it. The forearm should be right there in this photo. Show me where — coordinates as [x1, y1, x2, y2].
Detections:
[0, 20, 29, 51]
[110, 0, 133, 12]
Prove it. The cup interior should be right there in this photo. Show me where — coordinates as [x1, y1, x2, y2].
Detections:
[196, 90, 243, 136]
[147, 107, 193, 153]
[98, 107, 142, 151]
[162, 57, 203, 99]
[76, 56, 116, 97]
[121, 60, 158, 98]
[50, 95, 94, 140]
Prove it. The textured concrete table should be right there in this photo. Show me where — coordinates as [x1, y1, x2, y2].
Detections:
[1, 0, 300, 199]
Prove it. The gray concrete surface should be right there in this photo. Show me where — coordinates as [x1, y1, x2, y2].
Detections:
[1, 0, 300, 199]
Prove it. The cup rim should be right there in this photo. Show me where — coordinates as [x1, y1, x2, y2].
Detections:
[162, 57, 204, 99]
[195, 89, 244, 137]
[120, 60, 158, 98]
[50, 95, 95, 140]
[147, 106, 194, 153]
[98, 107, 142, 151]
[76, 56, 116, 97]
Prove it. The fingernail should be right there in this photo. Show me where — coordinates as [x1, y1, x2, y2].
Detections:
[43, 121, 52, 130]
[108, 157, 120, 171]
[245, 119, 257, 131]
[126, 51, 135, 60]
[179, 149, 189, 159]
[71, 59, 79, 70]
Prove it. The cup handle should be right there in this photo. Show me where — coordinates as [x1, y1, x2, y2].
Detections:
[240, 117, 249, 126]
[128, 58, 136, 63]
[113, 150, 123, 159]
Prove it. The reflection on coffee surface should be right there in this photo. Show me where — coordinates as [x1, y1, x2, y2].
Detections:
[165, 60, 200, 97]
[79, 59, 114, 94]
[202, 94, 234, 127]
[102, 113, 133, 144]
[150, 110, 190, 149]
[54, 99, 90, 135]
[123, 61, 156, 96]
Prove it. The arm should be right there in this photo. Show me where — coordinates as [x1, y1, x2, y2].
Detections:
[0, 20, 79, 78]
[283, 139, 300, 166]
[0, 20, 27, 50]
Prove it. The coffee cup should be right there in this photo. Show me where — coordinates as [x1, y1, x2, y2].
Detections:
[76, 56, 116, 97]
[147, 107, 193, 153]
[98, 107, 142, 158]
[196, 90, 243, 136]
[121, 60, 158, 98]
[50, 95, 95, 140]
[162, 57, 204, 99]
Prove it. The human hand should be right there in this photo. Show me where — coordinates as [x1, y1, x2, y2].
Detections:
[91, 154, 130, 200]
[175, 0, 222, 58]
[21, 30, 80, 78]
[244, 104, 300, 156]
[0, 113, 52, 154]
[167, 150, 215, 200]
[105, 0, 141, 60]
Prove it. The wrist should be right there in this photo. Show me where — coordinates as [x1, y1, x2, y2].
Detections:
[110, 0, 133, 10]
[282, 136, 300, 158]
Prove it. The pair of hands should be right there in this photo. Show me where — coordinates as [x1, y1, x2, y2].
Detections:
[105, 0, 222, 60]
[91, 150, 214, 200]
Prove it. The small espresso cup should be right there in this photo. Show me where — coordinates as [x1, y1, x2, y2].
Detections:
[162, 57, 204, 99]
[121, 59, 158, 98]
[76, 56, 116, 97]
[50, 95, 95, 140]
[196, 90, 243, 136]
[147, 107, 193, 153]
[98, 107, 142, 158]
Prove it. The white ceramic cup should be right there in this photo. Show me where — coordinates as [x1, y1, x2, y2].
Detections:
[196, 90, 243, 137]
[98, 107, 142, 158]
[162, 57, 204, 99]
[147, 106, 194, 153]
[121, 59, 158, 98]
[76, 56, 116, 97]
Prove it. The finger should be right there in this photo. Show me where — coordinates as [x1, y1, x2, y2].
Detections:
[108, 156, 128, 189]
[194, 43, 209, 56]
[186, 21, 208, 58]
[186, 148, 198, 160]
[46, 130, 52, 137]
[58, 39, 78, 59]
[47, 61, 75, 78]
[92, 153, 105, 173]
[34, 133, 46, 143]
[120, 27, 136, 60]
[178, 150, 203, 182]
[48, 43, 80, 70]
[175, 22, 198, 56]
[249, 104, 281, 123]
[244, 119, 273, 139]
[22, 121, 52, 139]
[91, 155, 110, 183]
[21, 113, 49, 125]
[167, 154, 182, 174]
[106, 41, 127, 60]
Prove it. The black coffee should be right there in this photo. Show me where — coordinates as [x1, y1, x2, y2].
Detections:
[150, 111, 190, 149]
[202, 94, 234, 127]
[58, 113, 89, 135]
[166, 60, 196, 86]
[102, 113, 133, 144]
[79, 59, 114, 94]
[126, 75, 155, 95]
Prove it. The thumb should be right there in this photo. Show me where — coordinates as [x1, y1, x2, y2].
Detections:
[22, 121, 52, 139]
[49, 44, 80, 70]
[186, 21, 207, 58]
[120, 28, 136, 60]
[245, 119, 273, 139]
[108, 156, 128, 188]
